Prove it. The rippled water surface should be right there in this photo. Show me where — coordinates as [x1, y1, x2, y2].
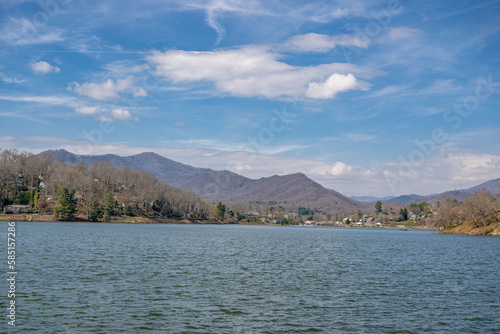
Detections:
[2, 222, 499, 333]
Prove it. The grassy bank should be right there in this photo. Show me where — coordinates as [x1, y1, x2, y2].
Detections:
[439, 220, 500, 236]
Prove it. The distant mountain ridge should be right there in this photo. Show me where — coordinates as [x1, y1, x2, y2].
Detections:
[40, 149, 362, 213]
[41, 149, 212, 185]
[40, 150, 499, 211]
[384, 178, 500, 204]
[349, 196, 395, 203]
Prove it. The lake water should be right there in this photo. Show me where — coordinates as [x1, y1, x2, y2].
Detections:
[2, 222, 499, 333]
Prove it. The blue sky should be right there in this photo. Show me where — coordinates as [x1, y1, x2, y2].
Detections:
[1, 0, 500, 197]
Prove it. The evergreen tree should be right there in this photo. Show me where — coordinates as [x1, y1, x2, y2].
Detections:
[88, 199, 100, 222]
[123, 205, 133, 216]
[216, 202, 226, 220]
[103, 191, 115, 217]
[18, 191, 31, 205]
[54, 187, 77, 221]
[399, 208, 408, 221]
[375, 201, 382, 213]
[33, 190, 39, 209]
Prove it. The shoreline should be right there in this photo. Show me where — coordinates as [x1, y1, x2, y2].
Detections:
[438, 220, 500, 236]
[4, 214, 496, 235]
[1, 213, 436, 230]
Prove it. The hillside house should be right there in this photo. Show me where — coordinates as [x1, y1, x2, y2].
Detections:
[3, 205, 32, 214]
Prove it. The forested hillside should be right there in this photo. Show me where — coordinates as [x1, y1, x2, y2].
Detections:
[0, 149, 213, 221]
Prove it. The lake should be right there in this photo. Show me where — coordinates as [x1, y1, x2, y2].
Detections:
[2, 222, 499, 333]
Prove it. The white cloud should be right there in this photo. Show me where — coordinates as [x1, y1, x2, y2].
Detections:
[1, 74, 26, 84]
[383, 147, 500, 195]
[97, 115, 113, 122]
[69, 77, 134, 101]
[381, 26, 420, 42]
[31, 61, 60, 74]
[74, 106, 101, 115]
[200, 0, 280, 43]
[0, 18, 65, 46]
[110, 108, 137, 121]
[205, 0, 228, 44]
[133, 88, 148, 97]
[345, 134, 376, 143]
[181, 0, 366, 43]
[0, 93, 77, 107]
[307, 73, 367, 99]
[330, 162, 354, 176]
[282, 33, 369, 53]
[147, 46, 374, 100]
[74, 105, 137, 122]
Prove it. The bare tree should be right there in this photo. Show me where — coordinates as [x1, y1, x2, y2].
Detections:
[462, 189, 497, 228]
[434, 199, 461, 229]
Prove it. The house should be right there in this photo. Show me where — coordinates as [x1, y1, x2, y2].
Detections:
[3, 205, 32, 214]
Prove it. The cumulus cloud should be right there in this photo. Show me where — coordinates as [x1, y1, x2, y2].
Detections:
[329, 162, 354, 176]
[110, 108, 137, 121]
[74, 105, 137, 122]
[307, 73, 367, 99]
[147, 46, 374, 100]
[382, 147, 500, 195]
[74, 106, 101, 115]
[31, 61, 60, 74]
[282, 33, 369, 53]
[68, 77, 134, 101]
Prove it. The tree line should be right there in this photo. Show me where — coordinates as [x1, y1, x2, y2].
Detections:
[434, 189, 499, 229]
[0, 149, 213, 221]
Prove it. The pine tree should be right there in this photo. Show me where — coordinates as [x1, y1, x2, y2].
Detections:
[103, 191, 115, 220]
[216, 202, 226, 220]
[123, 205, 133, 216]
[88, 198, 100, 222]
[54, 187, 77, 221]
[399, 208, 408, 221]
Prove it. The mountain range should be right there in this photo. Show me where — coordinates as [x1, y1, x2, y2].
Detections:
[40, 149, 499, 212]
[351, 178, 500, 204]
[40, 149, 361, 213]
